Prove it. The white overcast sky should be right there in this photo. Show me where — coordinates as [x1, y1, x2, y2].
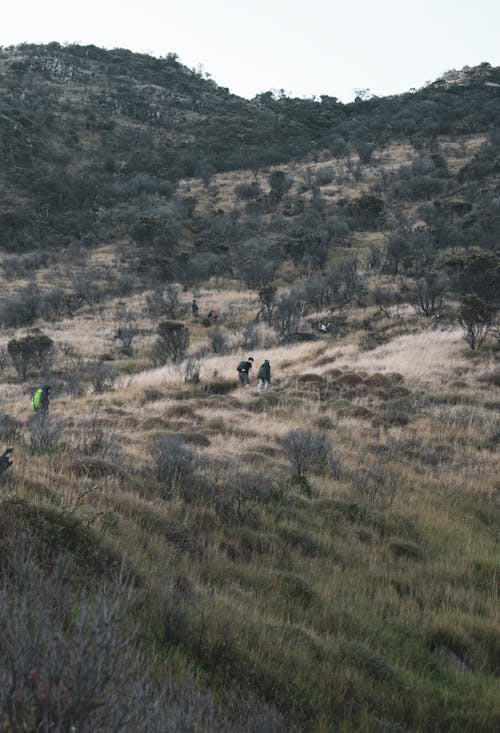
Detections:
[1, 0, 499, 102]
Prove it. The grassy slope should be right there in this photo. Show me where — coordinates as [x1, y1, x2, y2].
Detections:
[0, 136, 499, 731]
[1, 299, 498, 731]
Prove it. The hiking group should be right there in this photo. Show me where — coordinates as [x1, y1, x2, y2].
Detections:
[237, 358, 271, 390]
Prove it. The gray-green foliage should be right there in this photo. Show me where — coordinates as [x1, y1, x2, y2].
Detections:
[7, 333, 54, 381]
[281, 429, 337, 479]
[151, 435, 198, 497]
[153, 321, 190, 365]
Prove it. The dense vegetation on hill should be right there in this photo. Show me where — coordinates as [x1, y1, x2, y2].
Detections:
[0, 44, 499, 732]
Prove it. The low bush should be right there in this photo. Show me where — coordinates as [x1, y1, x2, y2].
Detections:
[387, 537, 425, 561]
[281, 429, 337, 479]
[150, 435, 198, 499]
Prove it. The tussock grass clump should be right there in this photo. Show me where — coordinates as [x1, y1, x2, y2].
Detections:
[200, 376, 236, 395]
[273, 570, 319, 608]
[183, 431, 211, 447]
[478, 370, 500, 388]
[387, 537, 425, 561]
[337, 371, 365, 386]
[278, 525, 327, 557]
[335, 639, 402, 685]
[0, 499, 121, 573]
[167, 403, 198, 419]
[68, 454, 127, 480]
[469, 559, 500, 590]
[222, 527, 282, 561]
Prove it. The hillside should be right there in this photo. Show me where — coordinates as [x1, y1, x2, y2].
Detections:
[1, 43, 500, 257]
[0, 43, 499, 732]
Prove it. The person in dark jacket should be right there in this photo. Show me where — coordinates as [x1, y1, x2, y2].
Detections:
[236, 357, 254, 386]
[257, 359, 271, 390]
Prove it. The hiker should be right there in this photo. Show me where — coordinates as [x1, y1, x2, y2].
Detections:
[191, 299, 199, 317]
[207, 308, 219, 324]
[257, 359, 271, 390]
[31, 385, 51, 412]
[237, 357, 254, 386]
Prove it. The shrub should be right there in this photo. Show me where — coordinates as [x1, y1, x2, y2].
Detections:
[208, 326, 234, 355]
[114, 308, 139, 356]
[73, 413, 119, 459]
[350, 466, 399, 512]
[151, 435, 197, 498]
[64, 356, 87, 398]
[28, 412, 64, 454]
[152, 321, 190, 365]
[314, 166, 336, 186]
[183, 358, 201, 384]
[86, 358, 117, 393]
[234, 181, 262, 201]
[215, 470, 273, 525]
[0, 415, 20, 442]
[281, 429, 337, 479]
[7, 333, 54, 381]
[457, 295, 496, 350]
[0, 284, 41, 328]
[387, 537, 425, 561]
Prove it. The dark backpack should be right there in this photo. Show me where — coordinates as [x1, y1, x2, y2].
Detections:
[237, 361, 248, 373]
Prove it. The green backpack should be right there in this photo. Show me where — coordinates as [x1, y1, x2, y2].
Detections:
[31, 388, 43, 411]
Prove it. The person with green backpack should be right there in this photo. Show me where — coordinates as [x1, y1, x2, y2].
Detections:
[31, 385, 51, 412]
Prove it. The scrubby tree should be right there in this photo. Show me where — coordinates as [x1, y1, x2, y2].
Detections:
[234, 237, 279, 289]
[0, 283, 41, 327]
[145, 284, 186, 320]
[268, 170, 293, 204]
[114, 308, 139, 356]
[336, 255, 366, 308]
[152, 321, 190, 365]
[215, 469, 273, 525]
[273, 291, 302, 344]
[256, 284, 277, 326]
[86, 358, 117, 393]
[407, 272, 447, 317]
[281, 429, 337, 480]
[7, 332, 54, 381]
[28, 411, 64, 454]
[350, 466, 399, 512]
[457, 294, 495, 350]
[70, 267, 103, 310]
[354, 140, 376, 165]
[348, 194, 385, 230]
